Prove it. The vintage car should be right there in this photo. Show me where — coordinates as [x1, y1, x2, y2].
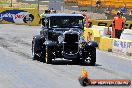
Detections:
[32, 14, 98, 65]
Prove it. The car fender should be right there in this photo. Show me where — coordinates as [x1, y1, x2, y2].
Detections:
[33, 35, 43, 40]
[32, 35, 44, 52]
[87, 41, 98, 47]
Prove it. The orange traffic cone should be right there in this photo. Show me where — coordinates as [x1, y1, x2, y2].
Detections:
[81, 67, 88, 78]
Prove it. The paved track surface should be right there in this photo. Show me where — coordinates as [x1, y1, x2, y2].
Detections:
[0, 24, 132, 88]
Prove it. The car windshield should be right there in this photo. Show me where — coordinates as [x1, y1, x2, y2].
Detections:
[50, 16, 84, 29]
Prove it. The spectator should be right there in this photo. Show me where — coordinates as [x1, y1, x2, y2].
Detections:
[95, 0, 102, 12]
[120, 11, 126, 23]
[50, 8, 56, 13]
[120, 4, 126, 15]
[104, 6, 112, 15]
[128, 10, 132, 20]
[82, 13, 89, 28]
[112, 11, 124, 39]
[96, 0, 101, 7]
[72, 12, 76, 14]
[129, 10, 132, 16]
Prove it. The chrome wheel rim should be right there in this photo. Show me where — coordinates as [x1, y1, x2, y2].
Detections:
[45, 49, 48, 63]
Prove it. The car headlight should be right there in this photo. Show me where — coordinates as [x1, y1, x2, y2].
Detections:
[79, 36, 86, 43]
[58, 35, 64, 44]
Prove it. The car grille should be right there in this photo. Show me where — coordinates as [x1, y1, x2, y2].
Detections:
[64, 34, 78, 42]
[64, 34, 79, 52]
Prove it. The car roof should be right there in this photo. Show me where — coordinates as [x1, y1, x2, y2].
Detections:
[45, 13, 83, 17]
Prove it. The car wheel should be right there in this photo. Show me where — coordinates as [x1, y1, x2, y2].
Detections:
[89, 47, 96, 66]
[40, 47, 46, 63]
[32, 41, 39, 60]
[72, 58, 85, 64]
[45, 47, 52, 64]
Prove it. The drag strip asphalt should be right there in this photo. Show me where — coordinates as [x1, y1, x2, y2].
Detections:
[0, 24, 131, 88]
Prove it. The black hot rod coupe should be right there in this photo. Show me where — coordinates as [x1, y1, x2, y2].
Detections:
[32, 14, 98, 65]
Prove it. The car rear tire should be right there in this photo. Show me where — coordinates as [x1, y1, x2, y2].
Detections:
[32, 41, 39, 60]
[45, 47, 52, 64]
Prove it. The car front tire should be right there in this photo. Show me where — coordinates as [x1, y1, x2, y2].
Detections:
[45, 47, 52, 64]
[89, 47, 96, 66]
[32, 41, 39, 60]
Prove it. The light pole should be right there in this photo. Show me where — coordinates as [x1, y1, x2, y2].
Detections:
[91, 0, 92, 12]
[37, 0, 39, 12]
[11, 0, 13, 7]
